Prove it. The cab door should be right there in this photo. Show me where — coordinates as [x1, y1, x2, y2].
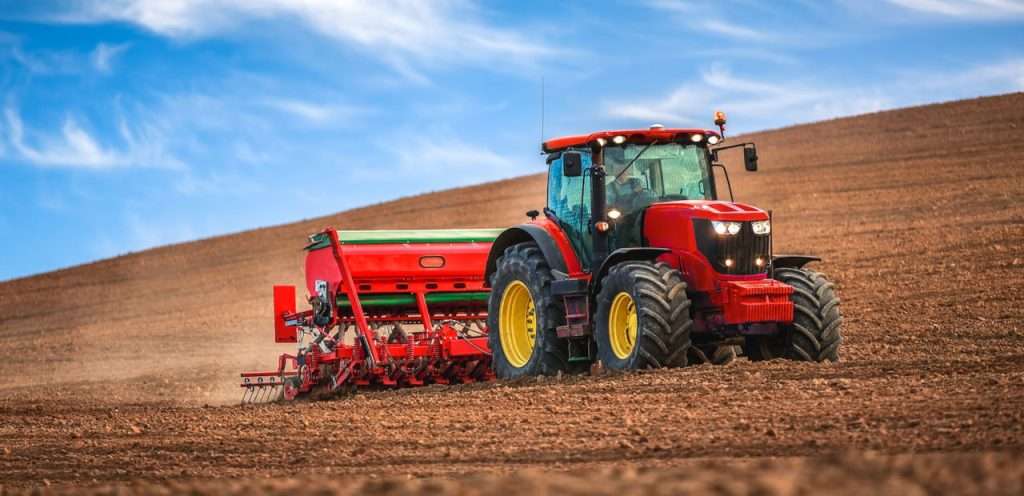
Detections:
[546, 150, 594, 270]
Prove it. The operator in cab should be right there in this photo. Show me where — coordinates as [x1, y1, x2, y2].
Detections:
[604, 147, 656, 213]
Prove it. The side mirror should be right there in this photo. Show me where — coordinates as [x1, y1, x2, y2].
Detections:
[563, 152, 582, 177]
[743, 147, 758, 172]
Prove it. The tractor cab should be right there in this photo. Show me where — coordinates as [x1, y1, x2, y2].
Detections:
[542, 122, 755, 270]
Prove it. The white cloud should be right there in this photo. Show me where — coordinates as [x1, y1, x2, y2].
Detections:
[700, 48, 801, 66]
[173, 169, 263, 196]
[643, 0, 694, 14]
[900, 58, 1024, 92]
[886, 0, 1024, 19]
[233, 141, 269, 164]
[4, 104, 183, 170]
[48, 0, 557, 83]
[8, 45, 81, 74]
[355, 131, 523, 189]
[6, 107, 122, 168]
[604, 58, 1024, 132]
[699, 19, 772, 41]
[264, 98, 362, 125]
[91, 42, 131, 73]
[265, 99, 333, 123]
[646, 1, 778, 43]
[395, 135, 515, 173]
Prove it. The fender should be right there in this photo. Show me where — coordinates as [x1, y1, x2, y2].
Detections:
[484, 224, 570, 287]
[771, 254, 821, 269]
[590, 247, 671, 296]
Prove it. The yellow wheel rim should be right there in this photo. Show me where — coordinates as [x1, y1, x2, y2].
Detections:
[608, 291, 638, 359]
[499, 280, 537, 368]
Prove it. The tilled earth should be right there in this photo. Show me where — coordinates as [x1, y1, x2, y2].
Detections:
[1, 94, 1023, 493]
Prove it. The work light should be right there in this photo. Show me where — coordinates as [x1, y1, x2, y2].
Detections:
[752, 220, 771, 235]
[712, 221, 742, 235]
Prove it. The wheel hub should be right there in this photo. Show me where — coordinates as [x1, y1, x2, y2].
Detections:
[608, 291, 638, 359]
[499, 280, 537, 367]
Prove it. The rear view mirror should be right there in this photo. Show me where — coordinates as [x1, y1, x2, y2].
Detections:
[563, 152, 583, 177]
[744, 147, 758, 172]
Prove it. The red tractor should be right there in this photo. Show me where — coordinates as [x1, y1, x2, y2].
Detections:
[241, 114, 842, 401]
[484, 116, 842, 378]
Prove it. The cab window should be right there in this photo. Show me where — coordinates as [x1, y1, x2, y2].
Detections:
[547, 150, 592, 226]
[547, 150, 593, 268]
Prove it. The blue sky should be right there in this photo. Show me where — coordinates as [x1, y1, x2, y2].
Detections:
[0, 0, 1022, 281]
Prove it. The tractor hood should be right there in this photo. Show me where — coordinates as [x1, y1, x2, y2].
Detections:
[647, 200, 769, 222]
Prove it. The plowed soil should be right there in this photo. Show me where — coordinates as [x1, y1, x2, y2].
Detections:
[1, 93, 1023, 494]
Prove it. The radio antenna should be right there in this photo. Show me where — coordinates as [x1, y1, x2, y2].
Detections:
[539, 76, 545, 152]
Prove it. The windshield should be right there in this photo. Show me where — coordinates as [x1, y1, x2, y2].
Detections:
[604, 143, 712, 215]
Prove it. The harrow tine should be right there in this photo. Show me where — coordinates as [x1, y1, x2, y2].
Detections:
[241, 383, 286, 405]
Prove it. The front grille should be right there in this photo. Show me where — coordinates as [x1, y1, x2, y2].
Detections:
[692, 219, 770, 275]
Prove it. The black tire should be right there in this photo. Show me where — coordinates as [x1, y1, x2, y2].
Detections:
[690, 345, 738, 365]
[594, 261, 692, 370]
[744, 267, 843, 362]
[487, 243, 569, 379]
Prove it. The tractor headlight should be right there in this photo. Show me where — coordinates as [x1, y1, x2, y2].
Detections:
[712, 221, 742, 236]
[752, 220, 771, 235]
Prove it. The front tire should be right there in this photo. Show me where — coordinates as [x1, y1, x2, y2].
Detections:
[595, 261, 692, 370]
[487, 243, 569, 379]
[745, 267, 843, 362]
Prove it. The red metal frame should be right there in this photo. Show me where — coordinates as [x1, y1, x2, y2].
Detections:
[527, 216, 587, 278]
[242, 227, 493, 401]
[543, 128, 722, 153]
[273, 285, 297, 343]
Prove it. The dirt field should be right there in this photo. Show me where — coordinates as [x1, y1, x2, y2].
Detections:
[1, 93, 1023, 493]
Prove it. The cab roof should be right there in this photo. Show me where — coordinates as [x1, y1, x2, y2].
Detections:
[542, 128, 721, 153]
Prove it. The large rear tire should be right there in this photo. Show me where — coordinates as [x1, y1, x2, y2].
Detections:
[594, 261, 692, 370]
[487, 243, 569, 379]
[745, 267, 843, 362]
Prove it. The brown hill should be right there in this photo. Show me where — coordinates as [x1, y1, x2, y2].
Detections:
[0, 93, 1022, 492]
